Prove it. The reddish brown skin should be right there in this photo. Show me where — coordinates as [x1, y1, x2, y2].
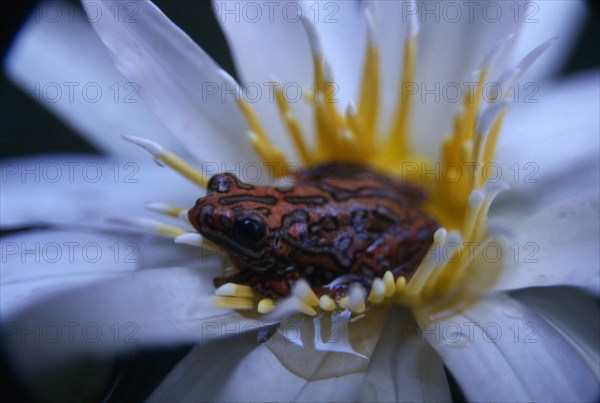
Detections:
[188, 163, 438, 298]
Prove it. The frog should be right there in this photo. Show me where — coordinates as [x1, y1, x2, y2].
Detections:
[188, 162, 439, 299]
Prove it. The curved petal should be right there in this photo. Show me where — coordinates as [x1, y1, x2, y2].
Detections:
[512, 286, 600, 381]
[492, 193, 599, 294]
[2, 265, 270, 375]
[0, 225, 207, 317]
[1, 155, 200, 228]
[148, 341, 363, 402]
[512, 0, 587, 82]
[148, 312, 383, 401]
[406, 1, 585, 156]
[410, 0, 522, 155]
[416, 293, 599, 402]
[493, 71, 600, 218]
[3, 0, 184, 157]
[358, 306, 451, 402]
[83, 0, 257, 166]
[212, 0, 314, 159]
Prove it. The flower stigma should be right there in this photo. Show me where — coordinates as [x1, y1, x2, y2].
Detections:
[120, 8, 555, 323]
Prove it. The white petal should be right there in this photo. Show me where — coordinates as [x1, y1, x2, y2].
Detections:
[301, 0, 365, 107]
[212, 0, 312, 158]
[150, 308, 389, 401]
[1, 155, 199, 227]
[358, 306, 451, 402]
[2, 266, 269, 375]
[3, 0, 184, 157]
[492, 193, 600, 294]
[0, 226, 207, 316]
[512, 286, 600, 381]
[493, 71, 600, 217]
[371, 1, 410, 136]
[83, 0, 256, 166]
[511, 0, 587, 82]
[213, 1, 365, 160]
[149, 342, 365, 402]
[416, 293, 599, 402]
[410, 0, 522, 155]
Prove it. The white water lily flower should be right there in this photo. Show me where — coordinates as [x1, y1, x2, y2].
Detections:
[2, 0, 599, 401]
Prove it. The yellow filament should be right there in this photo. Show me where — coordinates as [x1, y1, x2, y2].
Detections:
[214, 296, 254, 310]
[274, 87, 312, 165]
[156, 224, 189, 239]
[357, 44, 380, 145]
[236, 99, 288, 174]
[387, 35, 417, 159]
[481, 108, 508, 169]
[159, 150, 209, 188]
[215, 283, 255, 298]
[146, 203, 187, 219]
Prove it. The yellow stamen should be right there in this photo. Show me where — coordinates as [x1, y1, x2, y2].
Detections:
[387, 31, 417, 159]
[257, 298, 275, 314]
[383, 271, 396, 298]
[174, 233, 204, 247]
[108, 216, 189, 239]
[146, 202, 188, 218]
[215, 283, 255, 298]
[368, 278, 385, 304]
[123, 136, 208, 187]
[214, 296, 254, 310]
[219, 71, 288, 174]
[292, 281, 320, 307]
[395, 276, 407, 296]
[338, 296, 350, 309]
[274, 84, 312, 165]
[319, 295, 336, 312]
[357, 9, 380, 143]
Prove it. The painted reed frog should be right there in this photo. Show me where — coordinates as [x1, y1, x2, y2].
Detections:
[188, 163, 438, 298]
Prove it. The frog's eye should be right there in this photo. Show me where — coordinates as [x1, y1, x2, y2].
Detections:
[207, 173, 235, 193]
[232, 217, 268, 248]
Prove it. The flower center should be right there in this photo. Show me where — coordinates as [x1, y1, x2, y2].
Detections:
[122, 8, 554, 321]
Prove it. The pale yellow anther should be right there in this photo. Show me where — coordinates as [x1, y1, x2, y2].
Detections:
[214, 296, 254, 310]
[215, 283, 255, 299]
[338, 296, 350, 309]
[368, 278, 386, 304]
[319, 295, 336, 312]
[156, 224, 189, 238]
[350, 298, 366, 314]
[174, 233, 203, 247]
[297, 300, 318, 316]
[383, 271, 396, 298]
[292, 281, 320, 307]
[395, 276, 407, 296]
[257, 298, 275, 314]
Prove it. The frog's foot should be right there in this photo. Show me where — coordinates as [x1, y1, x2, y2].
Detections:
[214, 271, 301, 299]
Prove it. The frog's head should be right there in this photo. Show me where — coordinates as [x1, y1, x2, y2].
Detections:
[188, 172, 276, 268]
